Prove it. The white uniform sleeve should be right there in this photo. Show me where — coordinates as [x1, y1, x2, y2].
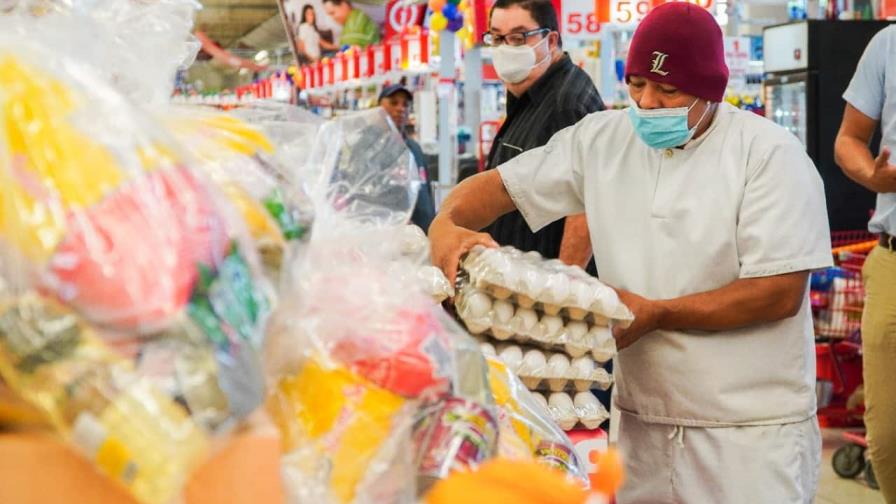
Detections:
[843, 26, 891, 120]
[497, 120, 588, 233]
[737, 142, 833, 278]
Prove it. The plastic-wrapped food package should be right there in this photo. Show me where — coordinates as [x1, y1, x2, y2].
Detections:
[458, 285, 618, 363]
[462, 246, 634, 324]
[162, 107, 313, 273]
[266, 109, 518, 504]
[484, 358, 588, 480]
[0, 36, 271, 503]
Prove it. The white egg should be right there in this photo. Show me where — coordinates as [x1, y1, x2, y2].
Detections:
[541, 314, 565, 341]
[480, 342, 497, 357]
[547, 274, 571, 304]
[465, 290, 493, 319]
[520, 269, 546, 300]
[574, 391, 600, 409]
[523, 250, 543, 262]
[571, 356, 596, 377]
[522, 349, 548, 375]
[589, 326, 617, 363]
[572, 281, 593, 308]
[547, 353, 571, 377]
[493, 299, 515, 324]
[548, 392, 577, 429]
[565, 320, 589, 343]
[511, 307, 538, 333]
[499, 345, 524, 371]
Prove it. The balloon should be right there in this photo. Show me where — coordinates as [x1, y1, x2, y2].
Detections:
[448, 0, 461, 5]
[458, 0, 469, 10]
[430, 11, 448, 31]
[428, 0, 447, 11]
[442, 3, 457, 19]
[448, 16, 464, 32]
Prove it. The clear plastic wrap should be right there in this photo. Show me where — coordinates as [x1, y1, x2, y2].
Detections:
[479, 342, 613, 393]
[161, 106, 313, 273]
[1, 0, 200, 103]
[265, 108, 585, 503]
[484, 358, 588, 477]
[457, 285, 618, 362]
[461, 246, 634, 325]
[0, 31, 270, 504]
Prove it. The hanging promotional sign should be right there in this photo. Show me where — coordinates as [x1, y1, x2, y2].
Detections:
[385, 0, 426, 40]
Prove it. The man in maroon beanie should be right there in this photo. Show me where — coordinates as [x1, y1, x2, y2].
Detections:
[430, 2, 832, 502]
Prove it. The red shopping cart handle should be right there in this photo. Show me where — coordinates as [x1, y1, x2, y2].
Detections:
[842, 431, 868, 447]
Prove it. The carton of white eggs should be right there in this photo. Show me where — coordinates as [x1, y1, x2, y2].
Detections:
[461, 246, 634, 327]
[458, 286, 619, 363]
[486, 343, 614, 392]
[537, 391, 610, 431]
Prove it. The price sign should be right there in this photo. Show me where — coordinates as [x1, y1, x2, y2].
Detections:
[594, 0, 712, 25]
[562, 0, 602, 40]
[724, 36, 750, 91]
[594, 0, 650, 25]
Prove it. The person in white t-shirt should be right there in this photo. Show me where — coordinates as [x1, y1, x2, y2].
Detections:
[429, 3, 832, 503]
[296, 4, 337, 62]
[835, 25, 896, 502]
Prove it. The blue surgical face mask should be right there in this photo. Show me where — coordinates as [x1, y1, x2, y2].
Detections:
[628, 98, 710, 149]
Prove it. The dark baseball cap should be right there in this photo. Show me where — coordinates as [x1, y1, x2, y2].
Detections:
[378, 84, 413, 102]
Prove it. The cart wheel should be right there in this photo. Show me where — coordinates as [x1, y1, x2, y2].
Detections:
[832, 444, 866, 478]
[866, 461, 879, 490]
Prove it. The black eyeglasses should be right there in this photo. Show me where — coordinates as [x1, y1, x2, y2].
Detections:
[482, 28, 550, 47]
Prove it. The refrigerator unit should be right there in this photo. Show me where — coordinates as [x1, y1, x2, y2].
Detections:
[763, 20, 892, 231]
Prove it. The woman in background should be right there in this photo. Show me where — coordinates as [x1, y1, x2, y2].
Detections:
[296, 5, 337, 63]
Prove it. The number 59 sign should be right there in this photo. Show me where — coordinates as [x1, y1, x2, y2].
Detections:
[592, 0, 713, 26]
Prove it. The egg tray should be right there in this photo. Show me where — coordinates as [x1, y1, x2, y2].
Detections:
[457, 286, 617, 364]
[479, 340, 613, 393]
[461, 246, 634, 326]
[531, 390, 610, 431]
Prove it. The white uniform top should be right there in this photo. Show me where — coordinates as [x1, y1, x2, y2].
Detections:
[499, 102, 833, 426]
[843, 25, 896, 236]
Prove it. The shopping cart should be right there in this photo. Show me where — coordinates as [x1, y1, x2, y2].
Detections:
[832, 430, 880, 490]
[810, 231, 876, 427]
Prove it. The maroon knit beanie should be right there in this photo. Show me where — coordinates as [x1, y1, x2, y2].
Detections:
[624, 2, 729, 102]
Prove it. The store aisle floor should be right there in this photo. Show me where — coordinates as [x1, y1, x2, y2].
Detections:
[816, 428, 884, 504]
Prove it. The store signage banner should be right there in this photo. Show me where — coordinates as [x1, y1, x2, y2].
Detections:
[385, 0, 426, 40]
[724, 36, 750, 91]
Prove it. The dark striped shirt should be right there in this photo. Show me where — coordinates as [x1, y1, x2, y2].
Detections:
[485, 53, 604, 272]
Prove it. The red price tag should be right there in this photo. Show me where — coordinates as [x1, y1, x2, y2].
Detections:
[562, 0, 602, 40]
[595, 0, 650, 24]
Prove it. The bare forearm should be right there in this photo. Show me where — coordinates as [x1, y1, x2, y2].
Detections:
[559, 213, 592, 269]
[655, 273, 809, 332]
[834, 134, 877, 190]
[433, 170, 516, 232]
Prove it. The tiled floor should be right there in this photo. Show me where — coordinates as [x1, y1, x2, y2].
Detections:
[816, 429, 884, 504]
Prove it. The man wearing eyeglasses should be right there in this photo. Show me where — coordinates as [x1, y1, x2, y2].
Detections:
[481, 0, 604, 272]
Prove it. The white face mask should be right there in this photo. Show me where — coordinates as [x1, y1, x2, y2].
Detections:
[492, 36, 550, 84]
